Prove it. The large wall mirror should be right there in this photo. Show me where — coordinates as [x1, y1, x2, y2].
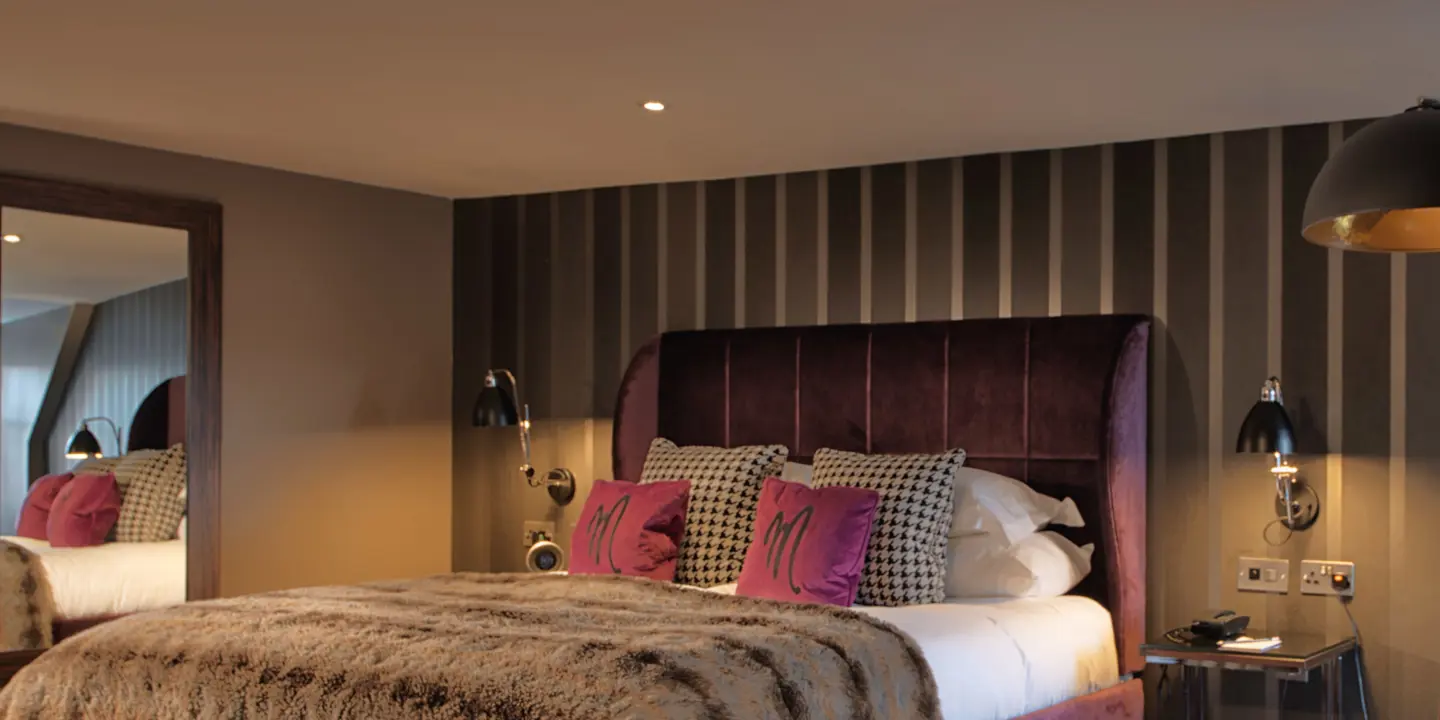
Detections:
[0, 175, 219, 668]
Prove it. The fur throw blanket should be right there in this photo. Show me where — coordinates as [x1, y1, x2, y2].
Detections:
[0, 541, 53, 651]
[0, 573, 938, 719]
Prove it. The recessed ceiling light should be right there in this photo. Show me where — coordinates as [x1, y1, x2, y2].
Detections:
[2, 234, 20, 244]
[641, 101, 666, 112]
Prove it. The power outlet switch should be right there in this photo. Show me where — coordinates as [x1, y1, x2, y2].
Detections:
[1237, 557, 1289, 593]
[523, 521, 556, 547]
[1300, 560, 1356, 597]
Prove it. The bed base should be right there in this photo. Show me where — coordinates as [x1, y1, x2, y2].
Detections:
[1016, 677, 1143, 719]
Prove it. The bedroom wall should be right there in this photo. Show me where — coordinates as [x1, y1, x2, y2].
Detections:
[46, 279, 186, 472]
[454, 118, 1440, 717]
[0, 307, 70, 534]
[0, 122, 454, 597]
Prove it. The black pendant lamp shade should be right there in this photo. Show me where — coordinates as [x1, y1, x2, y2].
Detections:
[65, 425, 103, 460]
[1235, 378, 1296, 455]
[473, 380, 519, 427]
[1303, 98, 1440, 251]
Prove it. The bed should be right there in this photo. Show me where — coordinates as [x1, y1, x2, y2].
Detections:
[0, 316, 1147, 719]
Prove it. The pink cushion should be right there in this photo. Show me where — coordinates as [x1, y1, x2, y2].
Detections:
[16, 473, 74, 539]
[46, 473, 121, 548]
[737, 477, 881, 606]
[569, 479, 690, 581]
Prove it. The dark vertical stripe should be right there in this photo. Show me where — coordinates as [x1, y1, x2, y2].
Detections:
[523, 195, 553, 418]
[1112, 142, 1155, 315]
[745, 175, 777, 328]
[451, 196, 491, 433]
[593, 188, 623, 416]
[1406, 253, 1440, 715]
[630, 185, 660, 349]
[665, 183, 699, 331]
[962, 155, 1001, 318]
[491, 197, 520, 374]
[1280, 124, 1332, 453]
[1165, 133, 1210, 620]
[827, 168, 863, 324]
[705, 179, 737, 329]
[553, 191, 591, 418]
[915, 159, 953, 321]
[785, 172, 819, 325]
[1011, 151, 1050, 317]
[870, 163, 907, 323]
[1061, 146, 1102, 314]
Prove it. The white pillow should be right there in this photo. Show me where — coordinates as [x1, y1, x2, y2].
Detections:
[951, 467, 1083, 543]
[780, 461, 813, 486]
[944, 531, 1093, 598]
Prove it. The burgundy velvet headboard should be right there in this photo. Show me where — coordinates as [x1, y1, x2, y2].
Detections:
[127, 376, 186, 453]
[612, 315, 1149, 674]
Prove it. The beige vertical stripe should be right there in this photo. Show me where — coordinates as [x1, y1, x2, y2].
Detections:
[818, 171, 830, 325]
[1100, 144, 1115, 314]
[1267, 128, 1283, 377]
[999, 154, 1014, 318]
[1152, 139, 1169, 634]
[695, 183, 707, 330]
[951, 158, 965, 319]
[905, 161, 919, 322]
[619, 187, 631, 376]
[860, 166, 873, 323]
[1208, 133, 1225, 610]
[1325, 124, 1345, 625]
[1389, 253, 1407, 657]
[1048, 149, 1063, 317]
[735, 178, 747, 329]
[657, 184, 669, 331]
[776, 175, 788, 326]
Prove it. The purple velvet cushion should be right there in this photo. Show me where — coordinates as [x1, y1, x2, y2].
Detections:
[569, 479, 691, 581]
[47, 473, 121, 548]
[16, 473, 74, 540]
[737, 477, 880, 606]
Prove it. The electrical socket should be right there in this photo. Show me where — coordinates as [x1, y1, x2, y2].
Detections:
[522, 521, 555, 547]
[1237, 556, 1290, 593]
[1300, 559, 1355, 597]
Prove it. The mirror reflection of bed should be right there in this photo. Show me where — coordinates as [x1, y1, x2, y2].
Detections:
[0, 207, 190, 654]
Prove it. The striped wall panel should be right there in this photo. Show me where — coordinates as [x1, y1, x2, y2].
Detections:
[455, 117, 1440, 714]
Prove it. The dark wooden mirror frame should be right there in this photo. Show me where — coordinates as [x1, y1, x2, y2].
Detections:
[0, 172, 221, 602]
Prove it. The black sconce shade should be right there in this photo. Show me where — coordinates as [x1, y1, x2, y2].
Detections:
[1235, 401, 1296, 455]
[65, 426, 103, 460]
[473, 384, 519, 427]
[1303, 99, 1440, 251]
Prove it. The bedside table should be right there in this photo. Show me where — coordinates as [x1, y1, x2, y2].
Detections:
[1142, 631, 1356, 719]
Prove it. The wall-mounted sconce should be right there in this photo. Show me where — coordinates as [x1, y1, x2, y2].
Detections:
[1235, 377, 1318, 532]
[473, 369, 576, 506]
[64, 417, 122, 460]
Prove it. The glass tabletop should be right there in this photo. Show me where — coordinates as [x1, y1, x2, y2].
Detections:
[1143, 631, 1355, 662]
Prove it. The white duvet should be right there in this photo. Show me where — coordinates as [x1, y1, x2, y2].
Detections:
[704, 584, 1118, 720]
[1, 536, 186, 619]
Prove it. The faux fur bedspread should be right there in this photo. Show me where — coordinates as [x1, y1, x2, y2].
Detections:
[0, 541, 53, 651]
[0, 573, 938, 719]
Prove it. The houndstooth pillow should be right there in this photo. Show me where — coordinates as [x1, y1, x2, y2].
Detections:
[114, 444, 187, 542]
[640, 438, 787, 586]
[811, 447, 966, 606]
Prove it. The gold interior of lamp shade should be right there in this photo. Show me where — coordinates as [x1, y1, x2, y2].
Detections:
[1303, 206, 1440, 251]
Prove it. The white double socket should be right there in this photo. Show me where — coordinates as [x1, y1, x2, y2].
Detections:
[1300, 560, 1356, 597]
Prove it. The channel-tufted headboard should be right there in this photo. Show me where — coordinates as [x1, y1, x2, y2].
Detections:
[611, 315, 1150, 674]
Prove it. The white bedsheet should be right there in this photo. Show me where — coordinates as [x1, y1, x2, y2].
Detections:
[1, 537, 186, 619]
[703, 585, 1118, 720]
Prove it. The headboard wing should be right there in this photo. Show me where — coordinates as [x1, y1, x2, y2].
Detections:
[613, 315, 1149, 674]
[127, 375, 186, 453]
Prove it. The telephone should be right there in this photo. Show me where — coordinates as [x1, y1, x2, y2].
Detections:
[1164, 610, 1251, 646]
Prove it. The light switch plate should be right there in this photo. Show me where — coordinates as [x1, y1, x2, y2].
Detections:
[1300, 559, 1356, 596]
[1237, 556, 1289, 593]
[523, 521, 555, 547]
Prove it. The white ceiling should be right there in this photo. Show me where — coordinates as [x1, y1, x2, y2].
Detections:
[0, 2, 1435, 198]
[1, 208, 188, 323]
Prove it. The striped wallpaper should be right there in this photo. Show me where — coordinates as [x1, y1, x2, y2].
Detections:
[455, 118, 1440, 715]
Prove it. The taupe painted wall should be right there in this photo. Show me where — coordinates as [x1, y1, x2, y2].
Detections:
[0, 122, 454, 597]
[0, 307, 69, 533]
[47, 280, 186, 471]
[455, 119, 1440, 716]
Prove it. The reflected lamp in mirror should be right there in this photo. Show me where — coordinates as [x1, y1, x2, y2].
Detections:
[1235, 377, 1318, 532]
[65, 417, 122, 461]
[1303, 97, 1440, 251]
[472, 369, 576, 506]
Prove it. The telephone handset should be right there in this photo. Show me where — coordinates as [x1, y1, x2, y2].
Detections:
[1164, 610, 1251, 646]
